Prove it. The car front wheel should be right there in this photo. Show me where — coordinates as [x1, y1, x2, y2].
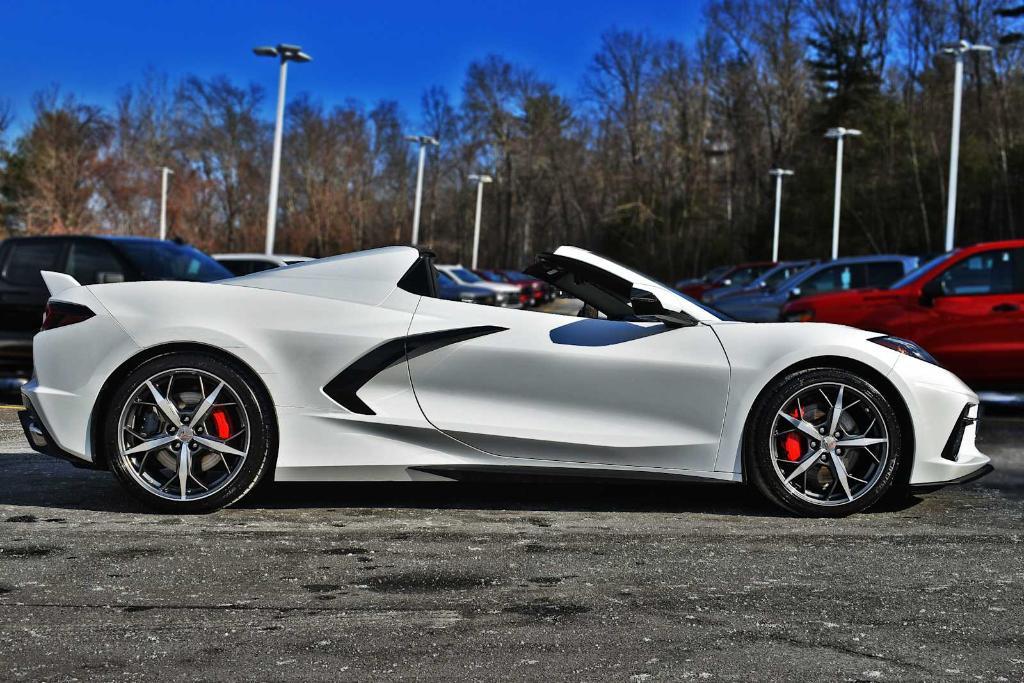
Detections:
[747, 368, 902, 517]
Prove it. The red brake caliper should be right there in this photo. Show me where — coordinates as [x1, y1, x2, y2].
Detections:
[209, 408, 232, 440]
[781, 407, 804, 461]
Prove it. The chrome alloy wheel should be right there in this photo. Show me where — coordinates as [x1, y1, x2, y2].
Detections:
[116, 368, 251, 502]
[769, 382, 890, 506]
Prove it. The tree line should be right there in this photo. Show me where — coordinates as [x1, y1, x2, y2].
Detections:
[0, 0, 1021, 280]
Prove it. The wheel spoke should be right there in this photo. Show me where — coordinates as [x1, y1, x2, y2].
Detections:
[827, 385, 845, 436]
[146, 380, 182, 428]
[778, 411, 821, 440]
[785, 448, 824, 484]
[124, 434, 176, 455]
[191, 381, 225, 427]
[829, 452, 854, 501]
[838, 436, 887, 448]
[193, 435, 246, 458]
[177, 447, 191, 501]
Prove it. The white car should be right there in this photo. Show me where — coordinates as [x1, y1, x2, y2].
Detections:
[213, 253, 313, 277]
[435, 264, 523, 308]
[19, 246, 990, 515]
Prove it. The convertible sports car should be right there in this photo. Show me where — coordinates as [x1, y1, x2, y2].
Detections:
[19, 246, 990, 516]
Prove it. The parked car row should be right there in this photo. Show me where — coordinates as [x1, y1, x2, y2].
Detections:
[686, 240, 1024, 390]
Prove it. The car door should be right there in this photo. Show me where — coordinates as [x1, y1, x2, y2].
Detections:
[910, 247, 1024, 384]
[406, 256, 731, 472]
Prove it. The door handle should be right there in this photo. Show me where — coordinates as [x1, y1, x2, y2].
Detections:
[991, 303, 1020, 313]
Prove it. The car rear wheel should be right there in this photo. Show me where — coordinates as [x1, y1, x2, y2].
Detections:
[103, 353, 275, 513]
[747, 368, 902, 517]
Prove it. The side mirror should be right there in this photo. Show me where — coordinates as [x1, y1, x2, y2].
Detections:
[630, 288, 664, 316]
[787, 287, 802, 301]
[919, 279, 943, 307]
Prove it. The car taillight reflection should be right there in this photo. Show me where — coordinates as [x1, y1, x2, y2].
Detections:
[40, 302, 95, 331]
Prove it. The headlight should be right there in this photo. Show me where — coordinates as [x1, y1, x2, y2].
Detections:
[784, 309, 815, 322]
[870, 336, 939, 366]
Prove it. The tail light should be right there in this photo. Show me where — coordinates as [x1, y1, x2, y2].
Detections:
[41, 301, 95, 331]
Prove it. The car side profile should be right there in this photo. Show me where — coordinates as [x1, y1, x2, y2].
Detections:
[20, 245, 989, 517]
[780, 240, 1024, 389]
[715, 255, 919, 322]
[0, 236, 232, 393]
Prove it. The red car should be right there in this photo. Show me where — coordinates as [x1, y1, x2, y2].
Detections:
[780, 240, 1024, 388]
[676, 261, 776, 300]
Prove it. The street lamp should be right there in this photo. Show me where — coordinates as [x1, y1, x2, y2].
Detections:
[939, 39, 993, 252]
[824, 127, 862, 260]
[468, 174, 493, 270]
[768, 168, 794, 262]
[157, 166, 174, 240]
[406, 135, 439, 246]
[253, 43, 312, 255]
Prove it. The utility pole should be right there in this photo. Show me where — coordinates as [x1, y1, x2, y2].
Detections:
[824, 127, 862, 260]
[768, 168, 793, 262]
[468, 174, 493, 270]
[253, 43, 312, 255]
[406, 135, 439, 246]
[939, 40, 993, 252]
[158, 166, 174, 240]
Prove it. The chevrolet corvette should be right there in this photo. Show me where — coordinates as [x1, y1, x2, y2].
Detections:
[19, 246, 991, 515]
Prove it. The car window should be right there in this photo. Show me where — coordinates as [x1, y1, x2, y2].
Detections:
[117, 241, 232, 282]
[888, 253, 954, 289]
[67, 241, 126, 284]
[800, 264, 867, 295]
[437, 272, 455, 286]
[449, 267, 483, 283]
[864, 261, 905, 287]
[936, 249, 1020, 296]
[722, 266, 763, 287]
[2, 241, 64, 287]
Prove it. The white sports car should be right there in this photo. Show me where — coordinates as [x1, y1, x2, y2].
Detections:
[19, 246, 991, 515]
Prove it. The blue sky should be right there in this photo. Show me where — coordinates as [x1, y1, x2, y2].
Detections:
[0, 0, 704, 136]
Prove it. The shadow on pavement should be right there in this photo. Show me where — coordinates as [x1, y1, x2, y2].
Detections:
[0, 451, 933, 517]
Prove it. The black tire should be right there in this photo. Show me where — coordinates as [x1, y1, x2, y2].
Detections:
[746, 367, 902, 517]
[102, 352, 276, 513]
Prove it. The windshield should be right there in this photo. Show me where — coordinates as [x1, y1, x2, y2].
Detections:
[504, 271, 532, 282]
[450, 267, 483, 283]
[118, 242, 232, 282]
[887, 252, 955, 289]
[723, 265, 769, 287]
[437, 272, 455, 286]
[761, 263, 807, 289]
[478, 270, 504, 283]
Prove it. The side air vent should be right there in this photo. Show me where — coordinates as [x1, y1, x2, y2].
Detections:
[323, 326, 507, 415]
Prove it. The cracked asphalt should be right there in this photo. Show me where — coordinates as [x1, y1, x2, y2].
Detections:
[0, 405, 1022, 681]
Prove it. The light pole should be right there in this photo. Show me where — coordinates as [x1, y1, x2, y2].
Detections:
[468, 174, 493, 270]
[940, 39, 993, 252]
[824, 127, 862, 260]
[158, 166, 174, 240]
[254, 43, 312, 255]
[768, 168, 793, 262]
[406, 135, 439, 246]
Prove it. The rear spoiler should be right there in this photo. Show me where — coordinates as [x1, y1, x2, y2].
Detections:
[41, 271, 81, 297]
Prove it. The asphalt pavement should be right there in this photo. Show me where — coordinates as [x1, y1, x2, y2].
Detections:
[0, 403, 1022, 682]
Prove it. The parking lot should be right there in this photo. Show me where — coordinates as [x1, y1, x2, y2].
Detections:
[0, 405, 1021, 681]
